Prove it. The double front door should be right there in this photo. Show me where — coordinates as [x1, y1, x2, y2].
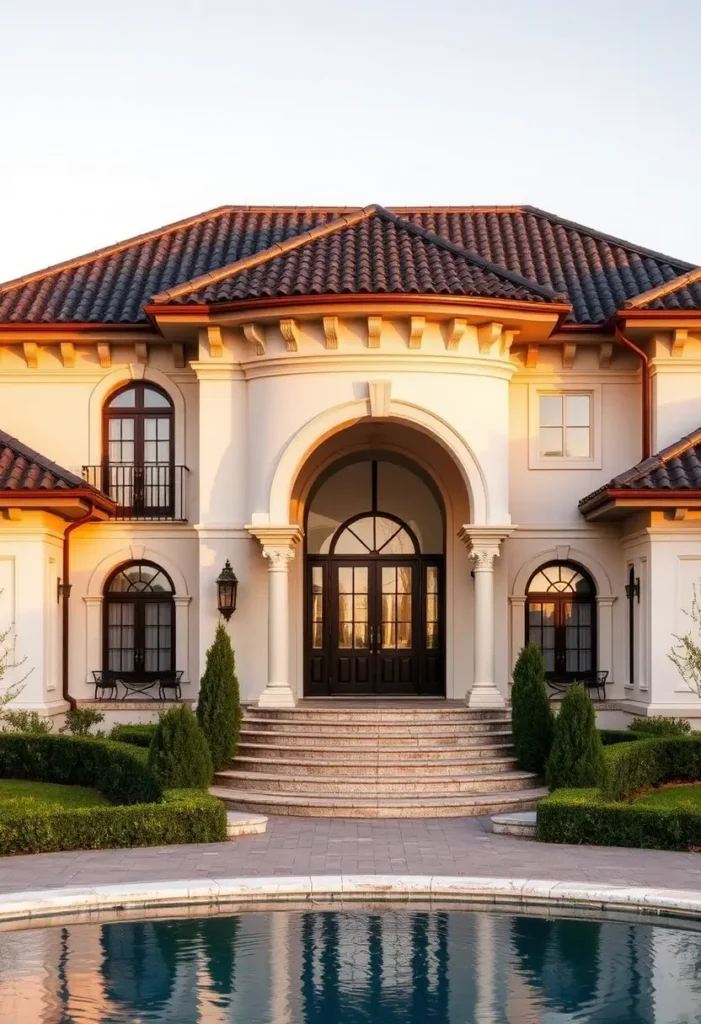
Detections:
[306, 558, 443, 696]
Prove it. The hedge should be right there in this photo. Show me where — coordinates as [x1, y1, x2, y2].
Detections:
[0, 733, 162, 805]
[536, 788, 701, 851]
[0, 789, 227, 855]
[600, 736, 701, 802]
[599, 729, 640, 746]
[110, 724, 158, 749]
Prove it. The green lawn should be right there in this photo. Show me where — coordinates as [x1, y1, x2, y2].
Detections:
[0, 779, 109, 809]
[634, 784, 701, 811]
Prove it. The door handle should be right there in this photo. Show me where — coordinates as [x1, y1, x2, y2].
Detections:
[369, 625, 374, 652]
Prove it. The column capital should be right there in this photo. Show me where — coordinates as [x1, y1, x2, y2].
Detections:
[458, 526, 514, 568]
[246, 525, 303, 570]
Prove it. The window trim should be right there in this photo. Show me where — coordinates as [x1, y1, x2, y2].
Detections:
[103, 560, 175, 680]
[528, 384, 602, 470]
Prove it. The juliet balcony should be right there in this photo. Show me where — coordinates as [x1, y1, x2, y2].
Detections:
[81, 463, 190, 522]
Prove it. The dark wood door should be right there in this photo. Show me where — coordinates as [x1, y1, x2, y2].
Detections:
[527, 596, 594, 683]
[374, 562, 419, 695]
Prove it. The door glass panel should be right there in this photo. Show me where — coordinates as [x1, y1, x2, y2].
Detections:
[311, 566, 323, 650]
[337, 565, 369, 650]
[107, 602, 135, 673]
[426, 565, 439, 649]
[381, 565, 412, 649]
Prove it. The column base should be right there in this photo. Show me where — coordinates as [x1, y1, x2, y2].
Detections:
[257, 685, 297, 709]
[466, 683, 506, 710]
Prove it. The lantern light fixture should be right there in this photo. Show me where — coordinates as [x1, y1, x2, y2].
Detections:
[216, 560, 238, 620]
[625, 575, 640, 603]
[57, 578, 72, 603]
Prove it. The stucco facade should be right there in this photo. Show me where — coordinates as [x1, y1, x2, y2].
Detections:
[2, 204, 701, 725]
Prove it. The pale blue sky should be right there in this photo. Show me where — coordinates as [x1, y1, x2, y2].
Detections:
[2, 0, 700, 282]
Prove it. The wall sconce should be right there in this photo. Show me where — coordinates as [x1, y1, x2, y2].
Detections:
[57, 578, 72, 603]
[625, 575, 640, 603]
[216, 560, 238, 621]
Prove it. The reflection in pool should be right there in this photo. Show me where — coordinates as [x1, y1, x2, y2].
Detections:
[0, 908, 700, 1022]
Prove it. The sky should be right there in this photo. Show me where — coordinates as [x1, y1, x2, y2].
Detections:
[2, 0, 701, 283]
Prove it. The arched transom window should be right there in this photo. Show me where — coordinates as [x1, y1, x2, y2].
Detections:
[331, 514, 419, 556]
[526, 561, 596, 682]
[104, 561, 174, 677]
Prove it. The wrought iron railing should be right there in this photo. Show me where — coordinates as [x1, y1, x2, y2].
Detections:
[82, 464, 189, 521]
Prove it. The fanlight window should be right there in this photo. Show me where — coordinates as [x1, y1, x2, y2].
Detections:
[331, 515, 418, 556]
[107, 563, 174, 594]
[104, 561, 175, 677]
[527, 564, 592, 595]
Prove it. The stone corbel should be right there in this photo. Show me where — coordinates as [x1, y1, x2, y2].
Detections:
[562, 342, 577, 369]
[135, 342, 148, 365]
[445, 318, 466, 351]
[97, 342, 111, 368]
[23, 342, 38, 369]
[477, 321, 503, 355]
[243, 323, 266, 355]
[502, 329, 519, 355]
[409, 316, 425, 350]
[367, 316, 382, 349]
[525, 343, 539, 369]
[279, 318, 300, 352]
[60, 342, 75, 368]
[672, 329, 688, 357]
[207, 325, 224, 359]
[598, 341, 613, 369]
[323, 316, 339, 349]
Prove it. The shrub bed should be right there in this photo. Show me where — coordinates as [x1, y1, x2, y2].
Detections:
[536, 787, 701, 851]
[0, 733, 162, 805]
[599, 729, 640, 746]
[600, 736, 701, 802]
[0, 789, 227, 855]
[110, 724, 158, 748]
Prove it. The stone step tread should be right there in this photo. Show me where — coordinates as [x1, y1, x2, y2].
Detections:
[210, 786, 548, 808]
[216, 768, 535, 784]
[240, 728, 513, 739]
[237, 742, 514, 754]
[229, 755, 517, 769]
[245, 712, 510, 721]
[243, 715, 509, 725]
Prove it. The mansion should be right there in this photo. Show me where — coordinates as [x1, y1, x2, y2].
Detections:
[1, 202, 701, 726]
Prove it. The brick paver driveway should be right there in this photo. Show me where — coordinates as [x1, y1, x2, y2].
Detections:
[0, 816, 699, 895]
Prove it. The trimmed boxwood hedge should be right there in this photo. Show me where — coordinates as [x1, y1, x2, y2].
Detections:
[600, 736, 701, 802]
[0, 733, 162, 805]
[536, 788, 701, 851]
[0, 789, 227, 855]
[599, 729, 640, 746]
[110, 724, 158, 749]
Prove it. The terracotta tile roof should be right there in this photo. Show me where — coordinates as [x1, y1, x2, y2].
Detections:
[0, 429, 90, 491]
[623, 265, 701, 311]
[0, 204, 696, 326]
[156, 206, 561, 306]
[579, 427, 701, 511]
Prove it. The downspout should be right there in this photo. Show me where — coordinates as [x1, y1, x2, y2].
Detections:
[62, 505, 98, 710]
[615, 326, 651, 460]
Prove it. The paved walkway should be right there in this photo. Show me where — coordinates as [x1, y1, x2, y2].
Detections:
[0, 816, 700, 894]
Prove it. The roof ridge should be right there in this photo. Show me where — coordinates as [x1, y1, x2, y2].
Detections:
[0, 427, 86, 489]
[375, 207, 564, 301]
[524, 206, 696, 271]
[151, 206, 376, 304]
[624, 266, 701, 309]
[0, 205, 236, 295]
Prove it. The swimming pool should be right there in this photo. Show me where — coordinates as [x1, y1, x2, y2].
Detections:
[1, 907, 699, 1022]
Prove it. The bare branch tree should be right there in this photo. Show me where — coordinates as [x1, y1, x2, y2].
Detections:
[669, 583, 701, 699]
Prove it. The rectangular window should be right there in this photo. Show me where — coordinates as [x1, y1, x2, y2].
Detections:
[539, 394, 591, 459]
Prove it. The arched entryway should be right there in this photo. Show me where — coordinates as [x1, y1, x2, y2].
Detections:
[304, 455, 445, 696]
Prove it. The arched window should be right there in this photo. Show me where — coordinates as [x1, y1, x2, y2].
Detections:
[103, 382, 174, 517]
[104, 561, 174, 678]
[331, 513, 419, 556]
[526, 562, 596, 682]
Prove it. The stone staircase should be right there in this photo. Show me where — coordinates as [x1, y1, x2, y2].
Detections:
[210, 701, 547, 818]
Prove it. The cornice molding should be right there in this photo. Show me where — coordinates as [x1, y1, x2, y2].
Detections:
[239, 351, 516, 381]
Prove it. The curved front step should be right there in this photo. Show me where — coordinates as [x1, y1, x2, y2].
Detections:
[243, 717, 509, 735]
[237, 741, 515, 761]
[247, 707, 510, 725]
[240, 728, 514, 748]
[228, 754, 519, 777]
[209, 785, 548, 819]
[215, 768, 536, 796]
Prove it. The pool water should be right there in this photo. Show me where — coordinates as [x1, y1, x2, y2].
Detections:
[1, 907, 700, 1022]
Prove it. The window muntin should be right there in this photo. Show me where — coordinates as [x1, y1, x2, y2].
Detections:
[104, 561, 175, 678]
[525, 562, 596, 682]
[103, 383, 174, 515]
[527, 564, 592, 595]
[332, 515, 417, 556]
[539, 394, 591, 459]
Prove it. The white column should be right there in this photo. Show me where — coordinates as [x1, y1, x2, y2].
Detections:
[459, 526, 513, 710]
[246, 526, 302, 708]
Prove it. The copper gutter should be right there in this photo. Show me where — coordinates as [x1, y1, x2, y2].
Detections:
[615, 326, 651, 459]
[62, 505, 98, 709]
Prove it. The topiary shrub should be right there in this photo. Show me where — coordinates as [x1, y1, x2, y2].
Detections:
[546, 685, 604, 790]
[630, 715, 691, 738]
[600, 735, 701, 802]
[510, 643, 554, 773]
[148, 705, 213, 790]
[110, 723, 158, 748]
[197, 623, 242, 771]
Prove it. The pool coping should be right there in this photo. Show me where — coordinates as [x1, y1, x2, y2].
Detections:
[1, 876, 701, 925]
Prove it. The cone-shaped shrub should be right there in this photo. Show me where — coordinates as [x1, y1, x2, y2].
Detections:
[148, 705, 213, 790]
[546, 684, 604, 790]
[197, 623, 242, 771]
[510, 642, 554, 773]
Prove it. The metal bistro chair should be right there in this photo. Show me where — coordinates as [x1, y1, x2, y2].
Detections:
[157, 670, 184, 701]
[584, 669, 609, 702]
[91, 669, 119, 701]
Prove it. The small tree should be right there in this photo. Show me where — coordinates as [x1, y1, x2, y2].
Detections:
[510, 642, 554, 773]
[669, 582, 701, 698]
[0, 616, 28, 723]
[546, 684, 604, 790]
[148, 705, 213, 789]
[197, 623, 241, 771]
